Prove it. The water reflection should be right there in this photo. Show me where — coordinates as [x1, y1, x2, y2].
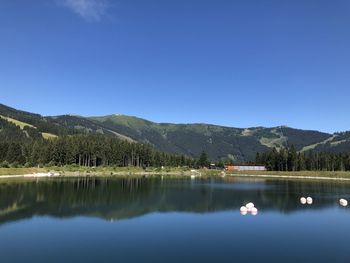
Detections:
[0, 177, 349, 225]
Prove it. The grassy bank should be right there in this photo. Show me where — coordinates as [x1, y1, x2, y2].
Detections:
[2, 166, 350, 180]
[0, 166, 199, 177]
[0, 167, 49, 176]
[229, 170, 350, 179]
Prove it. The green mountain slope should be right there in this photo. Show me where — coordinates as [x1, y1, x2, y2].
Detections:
[0, 104, 122, 138]
[1, 103, 349, 161]
[89, 115, 333, 161]
[309, 132, 350, 153]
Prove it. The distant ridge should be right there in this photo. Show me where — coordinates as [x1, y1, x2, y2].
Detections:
[1, 103, 349, 161]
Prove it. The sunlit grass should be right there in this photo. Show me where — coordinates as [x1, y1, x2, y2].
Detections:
[229, 170, 350, 178]
[0, 167, 48, 175]
[41, 132, 58, 139]
[0, 115, 35, 129]
[1, 166, 350, 180]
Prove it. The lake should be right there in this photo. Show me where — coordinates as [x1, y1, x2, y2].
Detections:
[0, 176, 349, 263]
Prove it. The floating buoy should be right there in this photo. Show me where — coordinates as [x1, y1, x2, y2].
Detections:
[300, 197, 306, 204]
[246, 202, 255, 211]
[240, 210, 248, 215]
[190, 175, 196, 179]
[339, 199, 348, 207]
[240, 206, 248, 213]
[240, 203, 259, 216]
[251, 207, 258, 215]
[306, 197, 313, 205]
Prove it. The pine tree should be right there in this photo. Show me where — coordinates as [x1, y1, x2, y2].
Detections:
[198, 151, 209, 167]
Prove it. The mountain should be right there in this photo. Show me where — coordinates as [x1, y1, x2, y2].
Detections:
[88, 115, 337, 161]
[1, 103, 349, 161]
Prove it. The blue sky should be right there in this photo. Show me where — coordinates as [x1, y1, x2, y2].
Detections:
[1, 0, 349, 133]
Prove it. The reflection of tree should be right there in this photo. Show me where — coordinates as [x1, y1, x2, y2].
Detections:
[0, 177, 154, 224]
[0, 178, 349, 225]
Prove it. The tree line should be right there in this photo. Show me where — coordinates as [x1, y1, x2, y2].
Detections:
[0, 134, 196, 168]
[256, 146, 350, 171]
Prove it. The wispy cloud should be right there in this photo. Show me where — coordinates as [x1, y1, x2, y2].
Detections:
[59, 0, 109, 21]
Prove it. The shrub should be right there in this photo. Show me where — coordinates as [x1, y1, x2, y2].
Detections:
[47, 161, 55, 167]
[1, 161, 10, 168]
[10, 161, 19, 168]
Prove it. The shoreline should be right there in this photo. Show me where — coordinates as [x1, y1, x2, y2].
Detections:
[1, 170, 350, 181]
[231, 173, 350, 181]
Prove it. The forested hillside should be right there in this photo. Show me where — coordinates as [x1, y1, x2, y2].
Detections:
[0, 134, 193, 168]
[0, 104, 193, 168]
[256, 147, 350, 172]
[89, 115, 336, 161]
[1, 103, 350, 164]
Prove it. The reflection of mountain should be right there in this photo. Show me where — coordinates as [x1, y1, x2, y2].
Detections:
[0, 178, 349, 225]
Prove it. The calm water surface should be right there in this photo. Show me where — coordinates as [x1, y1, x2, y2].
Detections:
[0, 177, 349, 263]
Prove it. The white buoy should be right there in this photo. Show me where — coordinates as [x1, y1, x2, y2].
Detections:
[246, 202, 255, 211]
[306, 197, 313, 205]
[339, 199, 348, 207]
[240, 210, 248, 215]
[251, 207, 258, 214]
[240, 206, 248, 213]
[190, 175, 196, 179]
[300, 197, 306, 204]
